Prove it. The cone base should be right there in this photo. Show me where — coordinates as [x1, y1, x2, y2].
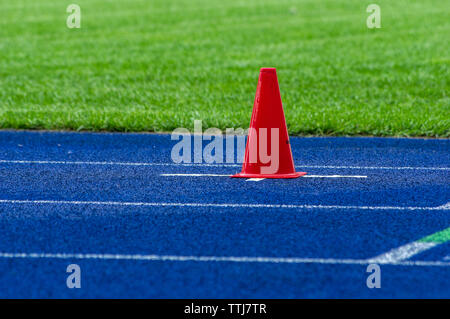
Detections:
[231, 172, 307, 179]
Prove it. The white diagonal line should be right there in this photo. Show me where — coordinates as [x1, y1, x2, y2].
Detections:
[436, 202, 450, 209]
[368, 242, 438, 263]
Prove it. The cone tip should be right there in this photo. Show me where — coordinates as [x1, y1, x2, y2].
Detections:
[260, 67, 276, 74]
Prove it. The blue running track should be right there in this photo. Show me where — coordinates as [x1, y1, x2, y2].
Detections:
[0, 131, 448, 298]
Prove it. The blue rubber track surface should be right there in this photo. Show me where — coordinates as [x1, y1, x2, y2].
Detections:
[0, 131, 448, 298]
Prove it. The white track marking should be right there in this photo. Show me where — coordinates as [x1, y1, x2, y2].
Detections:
[0, 160, 238, 167]
[368, 242, 438, 263]
[0, 160, 237, 167]
[0, 160, 448, 171]
[445, 256, 450, 261]
[244, 176, 368, 180]
[297, 165, 450, 171]
[0, 199, 449, 211]
[437, 202, 450, 209]
[160, 173, 367, 178]
[302, 175, 367, 178]
[162, 173, 230, 177]
[0, 252, 448, 266]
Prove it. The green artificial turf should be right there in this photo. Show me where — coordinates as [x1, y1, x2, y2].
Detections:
[0, 0, 449, 136]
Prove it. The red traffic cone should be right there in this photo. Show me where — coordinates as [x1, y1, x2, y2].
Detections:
[232, 68, 306, 179]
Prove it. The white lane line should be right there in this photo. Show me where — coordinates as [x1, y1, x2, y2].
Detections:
[0, 160, 239, 167]
[162, 173, 230, 177]
[160, 173, 367, 178]
[303, 175, 367, 178]
[368, 226, 450, 263]
[368, 242, 438, 263]
[0, 199, 449, 211]
[0, 160, 448, 171]
[246, 178, 266, 182]
[0, 252, 448, 267]
[0, 160, 238, 167]
[437, 202, 450, 209]
[297, 165, 450, 171]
